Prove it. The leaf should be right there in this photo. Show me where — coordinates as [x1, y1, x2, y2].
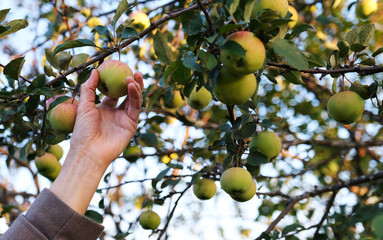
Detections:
[70, 53, 89, 68]
[360, 58, 375, 66]
[283, 71, 304, 85]
[197, 50, 218, 71]
[112, 0, 129, 27]
[181, 10, 203, 35]
[350, 43, 366, 52]
[44, 49, 58, 69]
[304, 52, 326, 67]
[264, 73, 277, 84]
[332, 78, 337, 94]
[337, 40, 350, 58]
[229, 0, 240, 16]
[183, 53, 202, 71]
[53, 39, 97, 55]
[153, 31, 173, 65]
[85, 210, 103, 224]
[345, 24, 375, 46]
[0, 19, 28, 39]
[47, 96, 70, 111]
[239, 122, 257, 138]
[27, 75, 46, 93]
[290, 24, 313, 38]
[91, 25, 113, 42]
[0, 9, 10, 23]
[271, 38, 309, 70]
[219, 22, 246, 35]
[119, 26, 140, 40]
[221, 40, 246, 58]
[282, 223, 305, 236]
[0, 25, 10, 34]
[247, 148, 268, 166]
[372, 47, 383, 57]
[328, 50, 340, 68]
[372, 213, 383, 238]
[244, 0, 256, 22]
[4, 57, 25, 80]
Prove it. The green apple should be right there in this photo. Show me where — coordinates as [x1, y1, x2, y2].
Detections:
[213, 67, 257, 105]
[139, 210, 161, 230]
[356, 0, 377, 19]
[249, 131, 281, 161]
[49, 102, 78, 133]
[252, 0, 289, 18]
[97, 60, 134, 98]
[230, 179, 257, 202]
[123, 145, 142, 163]
[187, 86, 212, 110]
[129, 11, 150, 33]
[35, 152, 61, 181]
[48, 144, 64, 160]
[220, 31, 265, 75]
[288, 6, 298, 28]
[220, 167, 253, 195]
[193, 178, 217, 200]
[165, 90, 184, 109]
[327, 91, 365, 124]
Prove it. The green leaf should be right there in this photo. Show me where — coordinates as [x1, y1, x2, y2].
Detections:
[45, 49, 58, 69]
[244, 0, 256, 22]
[290, 24, 313, 38]
[328, 50, 340, 68]
[32, 87, 54, 98]
[264, 73, 277, 84]
[47, 96, 70, 111]
[0, 25, 10, 34]
[91, 25, 113, 42]
[221, 40, 246, 58]
[181, 10, 203, 35]
[112, 0, 129, 27]
[25, 95, 40, 115]
[372, 213, 383, 238]
[152, 167, 171, 189]
[239, 122, 257, 138]
[337, 40, 350, 58]
[332, 78, 337, 94]
[360, 58, 375, 66]
[229, 0, 240, 16]
[247, 148, 268, 166]
[271, 38, 309, 70]
[0, 9, 11, 23]
[27, 75, 46, 93]
[183, 53, 203, 71]
[283, 71, 304, 85]
[197, 50, 218, 71]
[70, 53, 89, 68]
[119, 26, 140, 40]
[282, 223, 304, 236]
[85, 210, 103, 224]
[345, 24, 375, 46]
[219, 22, 246, 35]
[153, 31, 173, 65]
[172, 62, 192, 85]
[4, 57, 25, 80]
[304, 52, 326, 67]
[139, 132, 159, 147]
[350, 43, 366, 52]
[372, 47, 383, 57]
[0, 19, 28, 39]
[19, 141, 32, 161]
[53, 39, 97, 55]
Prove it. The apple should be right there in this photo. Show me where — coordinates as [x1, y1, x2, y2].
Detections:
[355, 0, 377, 19]
[139, 210, 161, 230]
[97, 60, 134, 98]
[48, 144, 64, 160]
[230, 179, 257, 202]
[129, 11, 150, 33]
[288, 6, 298, 28]
[165, 90, 184, 109]
[49, 102, 78, 133]
[123, 145, 142, 163]
[220, 167, 253, 195]
[213, 67, 257, 105]
[252, 0, 289, 18]
[249, 131, 281, 161]
[220, 31, 265, 75]
[193, 178, 217, 200]
[327, 91, 365, 124]
[87, 17, 103, 28]
[187, 86, 212, 110]
[35, 152, 61, 181]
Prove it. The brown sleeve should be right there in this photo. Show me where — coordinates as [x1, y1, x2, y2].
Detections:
[0, 188, 104, 240]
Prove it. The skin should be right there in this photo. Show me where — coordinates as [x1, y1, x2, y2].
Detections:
[193, 178, 217, 200]
[252, 0, 289, 18]
[249, 131, 282, 161]
[50, 69, 144, 214]
[97, 60, 134, 98]
[49, 103, 78, 133]
[187, 86, 212, 110]
[220, 167, 253, 195]
[220, 31, 265, 75]
[139, 210, 161, 230]
[327, 91, 365, 124]
[213, 67, 257, 105]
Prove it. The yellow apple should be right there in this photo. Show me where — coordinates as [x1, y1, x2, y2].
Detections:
[129, 11, 150, 33]
[165, 90, 184, 109]
[249, 131, 281, 161]
[220, 31, 265, 75]
[139, 210, 161, 230]
[213, 67, 257, 105]
[252, 0, 289, 18]
[355, 0, 377, 19]
[49, 102, 78, 133]
[327, 91, 365, 124]
[193, 178, 217, 200]
[288, 6, 298, 28]
[48, 144, 64, 160]
[97, 60, 134, 98]
[187, 86, 212, 109]
[35, 152, 61, 181]
[230, 179, 257, 202]
[220, 167, 253, 195]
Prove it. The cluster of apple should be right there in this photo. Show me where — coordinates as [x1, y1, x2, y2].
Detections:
[35, 144, 63, 181]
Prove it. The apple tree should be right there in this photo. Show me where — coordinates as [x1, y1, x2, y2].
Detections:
[1, 0, 383, 239]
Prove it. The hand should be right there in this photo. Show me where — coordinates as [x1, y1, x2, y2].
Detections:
[69, 69, 144, 169]
[50, 69, 143, 214]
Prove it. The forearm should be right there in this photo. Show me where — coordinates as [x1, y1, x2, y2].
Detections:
[50, 150, 108, 214]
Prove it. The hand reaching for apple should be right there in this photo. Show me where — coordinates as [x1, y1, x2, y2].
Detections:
[50, 68, 143, 214]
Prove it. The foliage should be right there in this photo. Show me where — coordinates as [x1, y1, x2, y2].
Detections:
[1, 0, 383, 239]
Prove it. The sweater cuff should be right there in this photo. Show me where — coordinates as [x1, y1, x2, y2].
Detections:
[25, 188, 104, 240]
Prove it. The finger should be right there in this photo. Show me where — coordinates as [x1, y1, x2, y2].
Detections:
[100, 96, 118, 108]
[126, 82, 142, 121]
[118, 76, 141, 110]
[79, 69, 99, 108]
[133, 72, 144, 91]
